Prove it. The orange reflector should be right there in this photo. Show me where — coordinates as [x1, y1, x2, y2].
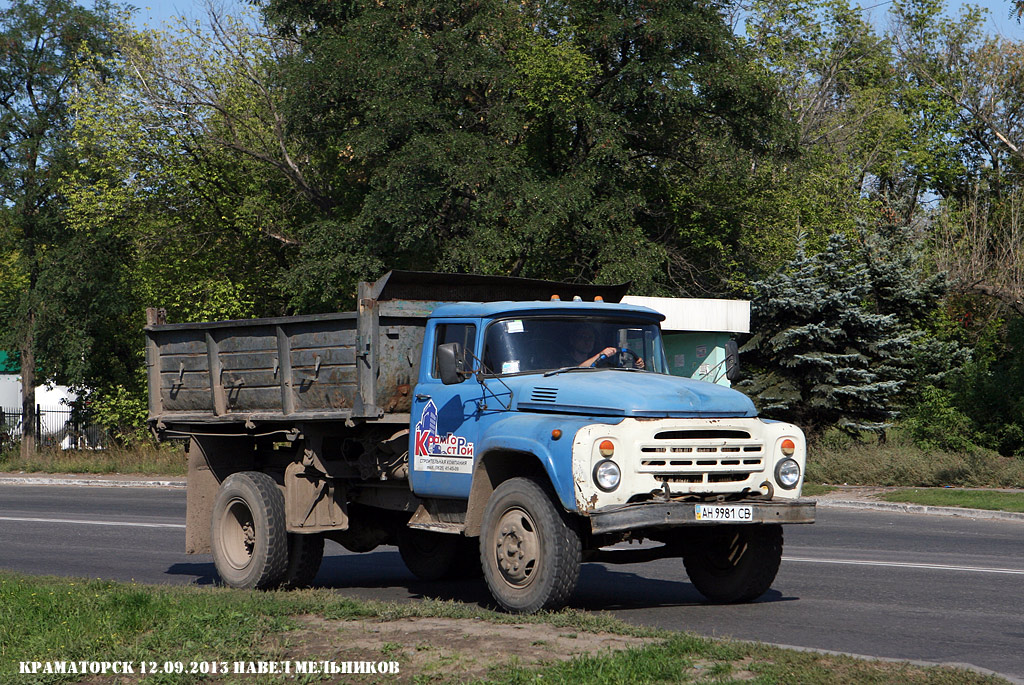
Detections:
[781, 439, 796, 456]
[551, 429, 562, 440]
[594, 296, 604, 302]
[599, 440, 615, 457]
[550, 294, 560, 301]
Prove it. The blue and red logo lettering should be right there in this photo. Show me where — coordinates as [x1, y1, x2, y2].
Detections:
[414, 400, 474, 459]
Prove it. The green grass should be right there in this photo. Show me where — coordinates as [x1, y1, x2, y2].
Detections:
[800, 483, 836, 497]
[0, 443, 186, 476]
[880, 488, 1024, 513]
[0, 571, 1008, 684]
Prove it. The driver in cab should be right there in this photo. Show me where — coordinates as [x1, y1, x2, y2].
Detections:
[567, 324, 644, 369]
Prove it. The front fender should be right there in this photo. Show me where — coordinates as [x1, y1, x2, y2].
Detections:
[476, 414, 620, 513]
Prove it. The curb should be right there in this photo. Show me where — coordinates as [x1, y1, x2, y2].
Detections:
[0, 475, 185, 489]
[816, 498, 1024, 523]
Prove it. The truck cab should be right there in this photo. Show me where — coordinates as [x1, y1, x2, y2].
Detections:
[407, 299, 812, 612]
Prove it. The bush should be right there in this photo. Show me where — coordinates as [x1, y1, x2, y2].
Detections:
[88, 383, 149, 446]
[901, 386, 977, 452]
[806, 427, 1024, 488]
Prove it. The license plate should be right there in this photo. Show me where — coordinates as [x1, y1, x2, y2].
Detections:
[695, 504, 753, 522]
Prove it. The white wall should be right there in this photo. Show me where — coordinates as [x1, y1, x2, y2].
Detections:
[622, 296, 750, 333]
[0, 375, 79, 409]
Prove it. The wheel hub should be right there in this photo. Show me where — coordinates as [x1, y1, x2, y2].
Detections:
[494, 507, 539, 587]
[221, 498, 257, 571]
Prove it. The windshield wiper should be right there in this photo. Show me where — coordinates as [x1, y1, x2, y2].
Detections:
[542, 366, 594, 377]
[543, 366, 648, 378]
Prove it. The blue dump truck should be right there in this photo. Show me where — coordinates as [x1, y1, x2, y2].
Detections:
[146, 271, 814, 613]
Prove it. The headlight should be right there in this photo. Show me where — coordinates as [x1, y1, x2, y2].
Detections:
[775, 458, 801, 489]
[593, 459, 621, 491]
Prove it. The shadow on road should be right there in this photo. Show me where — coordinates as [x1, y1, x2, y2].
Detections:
[165, 549, 796, 611]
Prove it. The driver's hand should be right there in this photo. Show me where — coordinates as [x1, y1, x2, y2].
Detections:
[636, 356, 645, 369]
[599, 347, 617, 359]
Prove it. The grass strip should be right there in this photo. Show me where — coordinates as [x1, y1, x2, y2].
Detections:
[0, 445, 186, 477]
[800, 483, 836, 497]
[880, 488, 1024, 513]
[0, 571, 1008, 684]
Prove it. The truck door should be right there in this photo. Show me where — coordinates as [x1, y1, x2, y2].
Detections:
[409, 321, 485, 498]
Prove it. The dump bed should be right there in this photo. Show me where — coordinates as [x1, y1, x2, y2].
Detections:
[145, 271, 629, 427]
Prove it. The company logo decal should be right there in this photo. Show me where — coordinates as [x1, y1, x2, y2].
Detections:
[413, 400, 474, 474]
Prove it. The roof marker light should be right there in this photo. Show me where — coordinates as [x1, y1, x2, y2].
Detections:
[594, 296, 604, 302]
[550, 294, 560, 301]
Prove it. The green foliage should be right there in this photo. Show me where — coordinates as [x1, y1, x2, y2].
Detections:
[88, 376, 149, 446]
[741, 234, 912, 437]
[0, 0, 133, 459]
[950, 317, 1024, 455]
[63, 12, 294, 325]
[262, 0, 790, 306]
[901, 386, 978, 452]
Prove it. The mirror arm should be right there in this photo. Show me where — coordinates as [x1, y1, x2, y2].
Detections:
[463, 348, 513, 411]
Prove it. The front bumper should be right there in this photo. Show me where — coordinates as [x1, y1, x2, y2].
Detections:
[588, 499, 816, 535]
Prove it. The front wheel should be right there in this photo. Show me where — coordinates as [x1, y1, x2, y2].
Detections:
[682, 524, 783, 603]
[480, 478, 581, 613]
[210, 472, 288, 589]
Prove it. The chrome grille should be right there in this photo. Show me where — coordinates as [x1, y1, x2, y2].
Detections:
[637, 429, 765, 484]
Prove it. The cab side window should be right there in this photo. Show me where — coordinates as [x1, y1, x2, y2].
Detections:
[431, 324, 476, 379]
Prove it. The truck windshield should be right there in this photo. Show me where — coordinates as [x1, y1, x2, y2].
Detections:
[482, 317, 666, 376]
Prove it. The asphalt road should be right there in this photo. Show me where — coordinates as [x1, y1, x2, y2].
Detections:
[2, 484, 1022, 681]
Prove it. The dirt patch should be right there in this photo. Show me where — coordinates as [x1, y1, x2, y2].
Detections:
[811, 486, 891, 501]
[270, 615, 660, 682]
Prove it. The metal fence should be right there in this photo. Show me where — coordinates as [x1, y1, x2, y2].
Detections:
[0, 406, 109, 450]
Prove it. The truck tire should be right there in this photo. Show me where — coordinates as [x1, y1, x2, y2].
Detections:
[280, 533, 325, 589]
[682, 524, 783, 603]
[210, 471, 288, 590]
[397, 527, 459, 581]
[480, 477, 581, 613]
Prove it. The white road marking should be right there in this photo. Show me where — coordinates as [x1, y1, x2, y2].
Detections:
[784, 556, 1024, 575]
[0, 515, 184, 529]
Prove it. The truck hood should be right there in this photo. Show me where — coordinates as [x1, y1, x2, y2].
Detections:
[506, 370, 757, 418]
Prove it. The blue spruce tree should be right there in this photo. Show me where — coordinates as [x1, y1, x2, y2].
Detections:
[741, 233, 912, 438]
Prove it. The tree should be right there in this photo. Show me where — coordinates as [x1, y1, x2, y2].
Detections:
[740, 234, 912, 438]
[64, 8, 297, 324]
[259, 0, 791, 307]
[0, 0, 126, 456]
[55, 7, 307, 438]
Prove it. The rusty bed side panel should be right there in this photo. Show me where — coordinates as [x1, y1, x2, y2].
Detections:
[147, 303, 436, 424]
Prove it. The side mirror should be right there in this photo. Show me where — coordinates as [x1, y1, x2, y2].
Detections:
[725, 339, 740, 383]
[437, 342, 468, 385]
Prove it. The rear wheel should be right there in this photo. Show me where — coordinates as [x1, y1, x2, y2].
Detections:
[449, 536, 483, 579]
[682, 524, 783, 603]
[280, 533, 324, 589]
[397, 527, 459, 581]
[210, 472, 288, 589]
[480, 477, 580, 613]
